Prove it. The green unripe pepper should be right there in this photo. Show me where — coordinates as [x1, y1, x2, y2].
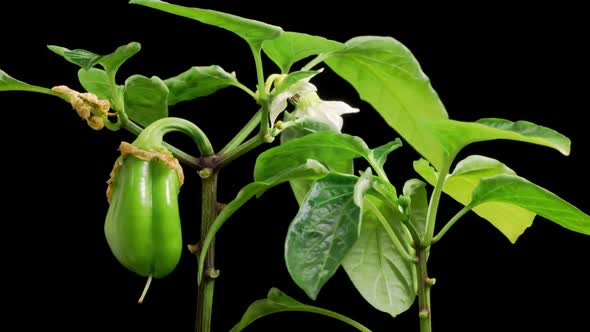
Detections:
[104, 141, 185, 280]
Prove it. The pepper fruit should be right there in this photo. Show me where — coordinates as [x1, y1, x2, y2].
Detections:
[104, 141, 185, 283]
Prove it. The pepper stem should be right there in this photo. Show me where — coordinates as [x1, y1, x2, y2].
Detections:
[137, 275, 153, 304]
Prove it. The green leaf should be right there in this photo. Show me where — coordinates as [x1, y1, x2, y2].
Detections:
[98, 42, 141, 75]
[198, 160, 330, 284]
[1, 69, 67, 99]
[342, 196, 416, 317]
[77, 68, 112, 100]
[402, 179, 429, 240]
[48, 42, 140, 74]
[255, 131, 369, 183]
[285, 173, 362, 300]
[414, 156, 535, 242]
[230, 288, 372, 332]
[130, 0, 283, 44]
[262, 31, 344, 73]
[322, 36, 570, 170]
[369, 138, 403, 169]
[47, 45, 103, 70]
[123, 75, 169, 127]
[323, 36, 448, 167]
[163, 65, 239, 105]
[470, 174, 590, 236]
[426, 118, 571, 160]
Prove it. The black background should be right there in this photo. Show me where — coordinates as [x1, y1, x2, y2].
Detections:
[1, 1, 588, 331]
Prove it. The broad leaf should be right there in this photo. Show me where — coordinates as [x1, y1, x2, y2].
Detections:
[164, 65, 239, 105]
[342, 196, 416, 317]
[285, 173, 362, 300]
[123, 75, 169, 127]
[262, 31, 344, 73]
[323, 36, 570, 170]
[402, 179, 429, 240]
[426, 118, 571, 160]
[255, 131, 369, 182]
[230, 288, 371, 332]
[470, 174, 590, 236]
[414, 156, 535, 242]
[369, 138, 403, 170]
[197, 160, 330, 284]
[78, 68, 112, 100]
[0, 69, 65, 98]
[323, 36, 448, 167]
[130, 0, 283, 44]
[48, 42, 140, 74]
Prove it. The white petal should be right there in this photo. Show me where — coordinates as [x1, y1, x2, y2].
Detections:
[295, 100, 360, 132]
[268, 81, 317, 126]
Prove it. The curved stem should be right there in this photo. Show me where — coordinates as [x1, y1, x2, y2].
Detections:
[431, 205, 472, 244]
[133, 117, 214, 156]
[125, 120, 201, 169]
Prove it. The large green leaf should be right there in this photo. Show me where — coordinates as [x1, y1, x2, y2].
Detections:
[470, 174, 590, 236]
[426, 118, 571, 160]
[163, 65, 239, 105]
[130, 0, 283, 44]
[285, 173, 362, 300]
[255, 131, 369, 183]
[197, 160, 330, 284]
[77, 68, 112, 100]
[342, 196, 416, 317]
[0, 69, 65, 98]
[262, 31, 344, 73]
[323, 36, 448, 167]
[414, 156, 535, 242]
[123, 75, 169, 127]
[230, 288, 371, 332]
[48, 42, 140, 74]
[323, 36, 570, 169]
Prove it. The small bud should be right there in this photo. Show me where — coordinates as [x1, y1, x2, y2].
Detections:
[187, 243, 200, 255]
[198, 168, 212, 179]
[419, 309, 430, 319]
[426, 277, 436, 286]
[206, 268, 220, 279]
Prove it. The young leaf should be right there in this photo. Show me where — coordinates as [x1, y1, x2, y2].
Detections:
[354, 168, 373, 208]
[470, 174, 590, 236]
[402, 179, 429, 240]
[123, 75, 169, 127]
[47, 45, 103, 70]
[0, 69, 65, 99]
[369, 138, 403, 169]
[197, 160, 330, 284]
[414, 156, 536, 243]
[130, 0, 283, 44]
[48, 42, 140, 75]
[163, 65, 239, 105]
[262, 31, 344, 73]
[77, 68, 112, 101]
[342, 196, 416, 318]
[323, 36, 448, 168]
[255, 131, 369, 183]
[230, 288, 372, 332]
[285, 173, 362, 300]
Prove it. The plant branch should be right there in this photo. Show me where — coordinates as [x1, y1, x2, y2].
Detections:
[422, 159, 452, 246]
[431, 205, 472, 244]
[218, 110, 262, 156]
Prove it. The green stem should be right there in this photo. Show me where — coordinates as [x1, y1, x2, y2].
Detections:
[416, 247, 433, 332]
[196, 171, 219, 332]
[125, 120, 202, 169]
[217, 132, 268, 169]
[133, 117, 214, 156]
[431, 205, 472, 244]
[366, 198, 416, 263]
[249, 43, 269, 134]
[422, 159, 452, 246]
[218, 110, 262, 156]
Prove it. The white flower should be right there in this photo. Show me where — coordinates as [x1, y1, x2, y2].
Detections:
[268, 76, 317, 126]
[292, 91, 360, 133]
